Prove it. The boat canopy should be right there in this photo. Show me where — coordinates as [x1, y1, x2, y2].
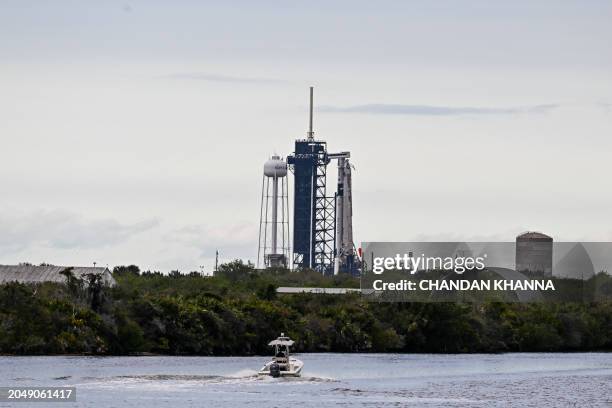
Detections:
[268, 338, 294, 346]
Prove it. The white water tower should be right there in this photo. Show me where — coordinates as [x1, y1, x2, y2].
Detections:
[257, 155, 290, 268]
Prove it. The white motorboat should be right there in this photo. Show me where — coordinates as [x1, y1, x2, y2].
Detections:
[258, 333, 303, 377]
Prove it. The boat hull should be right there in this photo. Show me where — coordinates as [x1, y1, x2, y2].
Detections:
[258, 358, 303, 377]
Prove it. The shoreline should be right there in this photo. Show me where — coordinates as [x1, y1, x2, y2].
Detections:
[2, 350, 610, 358]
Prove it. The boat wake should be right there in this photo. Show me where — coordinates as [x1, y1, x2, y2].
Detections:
[72, 372, 336, 389]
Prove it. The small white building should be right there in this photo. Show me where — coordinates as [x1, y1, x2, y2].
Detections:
[0, 264, 116, 287]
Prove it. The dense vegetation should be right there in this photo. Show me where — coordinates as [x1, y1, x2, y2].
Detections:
[0, 261, 610, 355]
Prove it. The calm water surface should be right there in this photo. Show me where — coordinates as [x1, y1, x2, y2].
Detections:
[1, 353, 610, 407]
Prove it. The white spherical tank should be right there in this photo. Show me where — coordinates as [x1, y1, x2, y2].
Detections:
[264, 155, 287, 177]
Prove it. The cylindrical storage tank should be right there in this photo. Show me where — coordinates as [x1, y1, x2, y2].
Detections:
[264, 156, 287, 177]
[515, 232, 553, 276]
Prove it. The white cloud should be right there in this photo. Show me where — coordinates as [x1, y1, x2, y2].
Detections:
[165, 222, 257, 259]
[319, 103, 558, 116]
[164, 73, 287, 84]
[0, 209, 159, 255]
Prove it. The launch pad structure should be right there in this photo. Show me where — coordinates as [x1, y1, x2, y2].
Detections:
[287, 88, 359, 275]
[258, 87, 359, 275]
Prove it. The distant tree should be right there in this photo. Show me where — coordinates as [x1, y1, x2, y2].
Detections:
[113, 265, 140, 277]
[216, 259, 255, 281]
[141, 270, 163, 277]
[257, 283, 277, 300]
[84, 273, 104, 313]
[116, 315, 146, 353]
[60, 267, 83, 297]
[169, 270, 182, 278]
[188, 271, 202, 278]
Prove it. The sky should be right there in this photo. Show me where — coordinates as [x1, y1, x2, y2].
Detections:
[1, 0, 611, 273]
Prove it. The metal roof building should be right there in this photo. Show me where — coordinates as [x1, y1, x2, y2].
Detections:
[276, 286, 361, 294]
[0, 264, 116, 287]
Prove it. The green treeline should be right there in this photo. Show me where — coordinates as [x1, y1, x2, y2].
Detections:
[0, 260, 610, 355]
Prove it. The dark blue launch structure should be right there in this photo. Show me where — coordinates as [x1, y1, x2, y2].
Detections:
[286, 87, 337, 273]
[287, 139, 335, 272]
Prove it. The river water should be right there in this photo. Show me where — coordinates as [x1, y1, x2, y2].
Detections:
[1, 353, 610, 407]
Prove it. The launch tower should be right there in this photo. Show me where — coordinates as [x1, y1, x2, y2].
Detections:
[287, 87, 360, 275]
